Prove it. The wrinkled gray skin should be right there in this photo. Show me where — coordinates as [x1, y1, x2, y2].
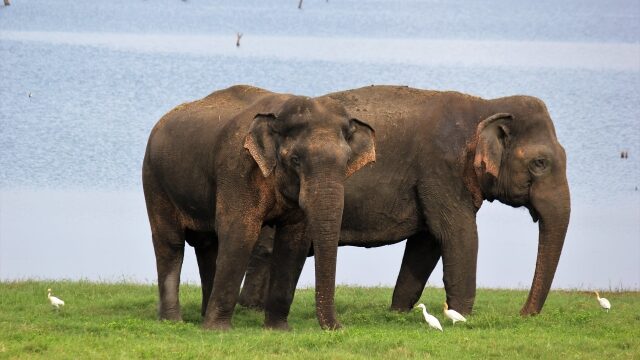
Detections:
[142, 85, 375, 330]
[244, 86, 570, 330]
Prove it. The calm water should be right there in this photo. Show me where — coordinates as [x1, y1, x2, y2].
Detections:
[1, 0, 639, 290]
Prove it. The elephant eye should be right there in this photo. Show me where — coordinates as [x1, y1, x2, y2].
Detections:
[344, 123, 356, 141]
[529, 158, 549, 175]
[290, 155, 300, 167]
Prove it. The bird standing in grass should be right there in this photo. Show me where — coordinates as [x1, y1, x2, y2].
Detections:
[415, 303, 443, 331]
[594, 291, 611, 312]
[443, 302, 466, 325]
[47, 288, 65, 310]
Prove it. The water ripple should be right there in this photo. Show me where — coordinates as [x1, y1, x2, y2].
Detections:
[2, 30, 639, 71]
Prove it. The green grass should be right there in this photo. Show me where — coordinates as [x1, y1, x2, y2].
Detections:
[0, 282, 638, 359]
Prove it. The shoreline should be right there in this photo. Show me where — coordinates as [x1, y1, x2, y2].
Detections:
[1, 189, 638, 290]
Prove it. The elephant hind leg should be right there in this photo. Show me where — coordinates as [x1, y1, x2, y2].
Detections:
[143, 169, 187, 321]
[187, 230, 218, 318]
[148, 205, 185, 321]
[390, 231, 441, 312]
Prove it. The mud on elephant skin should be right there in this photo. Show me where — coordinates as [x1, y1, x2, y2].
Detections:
[142, 85, 375, 330]
[239, 86, 570, 329]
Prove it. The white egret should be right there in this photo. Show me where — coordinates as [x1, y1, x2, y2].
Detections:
[594, 291, 611, 312]
[443, 302, 466, 325]
[47, 288, 65, 310]
[415, 303, 443, 331]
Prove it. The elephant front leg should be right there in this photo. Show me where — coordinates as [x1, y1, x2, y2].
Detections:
[238, 226, 275, 310]
[264, 222, 309, 330]
[152, 229, 186, 322]
[390, 231, 442, 312]
[437, 212, 478, 315]
[194, 240, 218, 318]
[202, 219, 262, 330]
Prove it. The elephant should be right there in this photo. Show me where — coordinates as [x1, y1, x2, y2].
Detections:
[238, 226, 412, 311]
[238, 226, 275, 310]
[252, 85, 570, 330]
[142, 85, 376, 330]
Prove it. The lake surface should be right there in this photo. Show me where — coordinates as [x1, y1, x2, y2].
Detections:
[1, 0, 639, 290]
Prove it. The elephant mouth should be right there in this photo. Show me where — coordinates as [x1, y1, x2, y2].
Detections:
[495, 193, 530, 210]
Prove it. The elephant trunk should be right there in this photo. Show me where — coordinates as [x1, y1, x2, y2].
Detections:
[299, 177, 344, 330]
[521, 173, 570, 315]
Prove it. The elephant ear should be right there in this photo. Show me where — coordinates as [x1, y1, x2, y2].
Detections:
[244, 113, 278, 178]
[345, 118, 376, 178]
[473, 113, 513, 181]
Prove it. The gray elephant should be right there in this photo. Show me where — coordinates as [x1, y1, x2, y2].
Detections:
[254, 85, 570, 330]
[142, 85, 375, 330]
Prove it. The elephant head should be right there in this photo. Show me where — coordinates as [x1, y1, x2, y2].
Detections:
[244, 96, 375, 328]
[474, 97, 570, 315]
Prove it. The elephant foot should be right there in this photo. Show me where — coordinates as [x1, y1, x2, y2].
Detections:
[519, 303, 540, 316]
[316, 307, 342, 330]
[159, 309, 182, 322]
[389, 303, 413, 313]
[202, 318, 232, 331]
[264, 319, 291, 331]
[318, 319, 342, 331]
[202, 305, 235, 330]
[446, 298, 474, 315]
[264, 312, 291, 331]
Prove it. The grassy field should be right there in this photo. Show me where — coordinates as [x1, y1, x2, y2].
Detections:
[0, 282, 638, 359]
